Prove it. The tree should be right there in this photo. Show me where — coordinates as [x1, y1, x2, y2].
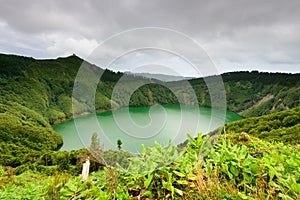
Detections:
[117, 139, 122, 151]
[89, 132, 104, 165]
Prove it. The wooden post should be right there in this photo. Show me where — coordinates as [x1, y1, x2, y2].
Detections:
[81, 157, 90, 181]
[8, 167, 13, 178]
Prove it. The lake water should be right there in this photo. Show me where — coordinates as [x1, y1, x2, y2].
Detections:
[53, 104, 243, 153]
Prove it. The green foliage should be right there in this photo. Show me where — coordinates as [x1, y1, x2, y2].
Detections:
[1, 131, 299, 199]
[0, 53, 34, 77]
[202, 133, 300, 199]
[104, 150, 133, 169]
[0, 53, 299, 199]
[225, 106, 300, 144]
[117, 139, 122, 151]
[0, 54, 299, 167]
[0, 101, 62, 167]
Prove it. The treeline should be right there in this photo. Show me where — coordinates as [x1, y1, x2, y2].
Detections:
[102, 71, 300, 116]
[1, 53, 299, 122]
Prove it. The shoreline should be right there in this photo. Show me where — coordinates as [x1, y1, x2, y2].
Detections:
[53, 104, 244, 152]
[53, 109, 113, 125]
[52, 104, 243, 126]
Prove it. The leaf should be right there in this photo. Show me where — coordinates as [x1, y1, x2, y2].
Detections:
[155, 141, 162, 152]
[173, 171, 185, 178]
[227, 171, 233, 180]
[142, 144, 146, 155]
[162, 179, 174, 193]
[78, 181, 88, 191]
[238, 192, 249, 199]
[268, 181, 281, 188]
[279, 193, 294, 200]
[188, 182, 196, 188]
[65, 182, 77, 192]
[290, 180, 300, 193]
[77, 189, 90, 198]
[267, 165, 276, 181]
[174, 188, 183, 196]
[187, 133, 194, 143]
[60, 189, 73, 197]
[230, 165, 239, 177]
[239, 145, 248, 159]
[168, 138, 172, 147]
[244, 174, 254, 183]
[176, 180, 188, 185]
[242, 156, 254, 167]
[187, 174, 197, 181]
[144, 173, 153, 188]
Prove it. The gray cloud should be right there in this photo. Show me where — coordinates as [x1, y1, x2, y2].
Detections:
[0, 0, 299, 75]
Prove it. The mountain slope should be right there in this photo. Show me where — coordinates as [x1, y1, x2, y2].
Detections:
[0, 53, 299, 168]
[224, 106, 300, 144]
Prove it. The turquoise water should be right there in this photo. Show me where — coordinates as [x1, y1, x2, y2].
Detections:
[53, 105, 242, 153]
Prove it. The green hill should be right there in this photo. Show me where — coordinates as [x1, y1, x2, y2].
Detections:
[0, 52, 299, 199]
[0, 53, 299, 168]
[224, 106, 300, 145]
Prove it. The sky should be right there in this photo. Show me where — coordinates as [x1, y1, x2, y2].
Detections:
[0, 0, 300, 77]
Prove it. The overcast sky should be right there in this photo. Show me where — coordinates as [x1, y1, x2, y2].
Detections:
[0, 0, 299, 76]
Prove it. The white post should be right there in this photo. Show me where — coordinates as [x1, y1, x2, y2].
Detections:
[81, 157, 90, 181]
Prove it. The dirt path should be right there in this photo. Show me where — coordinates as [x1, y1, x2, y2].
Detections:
[148, 87, 153, 105]
[238, 94, 274, 115]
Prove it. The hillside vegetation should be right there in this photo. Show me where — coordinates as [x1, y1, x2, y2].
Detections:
[0, 53, 299, 199]
[224, 106, 300, 145]
[0, 110, 299, 199]
[0, 53, 299, 169]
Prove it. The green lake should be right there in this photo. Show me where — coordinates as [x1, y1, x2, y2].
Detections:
[53, 104, 243, 153]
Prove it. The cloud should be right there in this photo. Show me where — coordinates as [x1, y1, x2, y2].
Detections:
[44, 33, 99, 58]
[0, 0, 299, 74]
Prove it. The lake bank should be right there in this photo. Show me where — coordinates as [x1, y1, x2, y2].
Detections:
[53, 104, 243, 153]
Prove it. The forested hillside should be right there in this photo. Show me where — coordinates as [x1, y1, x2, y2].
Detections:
[0, 53, 299, 169]
[1, 53, 299, 122]
[0, 53, 299, 199]
[224, 106, 300, 145]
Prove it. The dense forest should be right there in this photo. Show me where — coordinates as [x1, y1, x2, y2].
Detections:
[0, 53, 299, 199]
